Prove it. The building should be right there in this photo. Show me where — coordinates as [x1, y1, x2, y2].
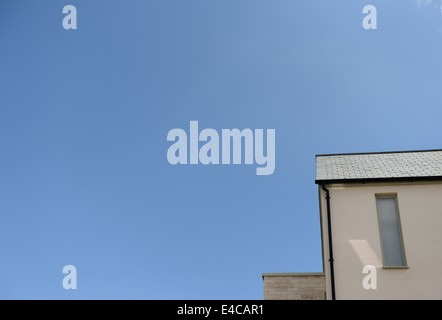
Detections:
[263, 149, 442, 300]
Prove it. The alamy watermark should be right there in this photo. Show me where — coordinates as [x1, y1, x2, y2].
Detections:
[362, 5, 377, 30]
[62, 265, 77, 290]
[167, 121, 275, 175]
[362, 265, 377, 290]
[62, 5, 77, 30]
[61, 4, 378, 31]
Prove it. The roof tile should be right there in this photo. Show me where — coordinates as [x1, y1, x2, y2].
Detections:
[316, 150, 442, 182]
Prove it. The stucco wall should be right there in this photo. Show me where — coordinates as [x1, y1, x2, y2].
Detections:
[263, 273, 325, 300]
[319, 182, 442, 299]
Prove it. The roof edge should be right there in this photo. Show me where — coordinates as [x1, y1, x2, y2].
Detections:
[262, 272, 325, 280]
[315, 176, 442, 185]
[315, 148, 442, 158]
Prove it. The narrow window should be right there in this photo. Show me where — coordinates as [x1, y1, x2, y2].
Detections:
[376, 195, 407, 267]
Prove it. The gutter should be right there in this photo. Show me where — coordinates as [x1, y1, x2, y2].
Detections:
[321, 184, 336, 300]
[315, 175, 442, 185]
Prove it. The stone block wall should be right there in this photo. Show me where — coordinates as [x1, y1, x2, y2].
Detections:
[262, 273, 326, 300]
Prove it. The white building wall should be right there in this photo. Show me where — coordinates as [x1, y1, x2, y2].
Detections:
[319, 182, 442, 299]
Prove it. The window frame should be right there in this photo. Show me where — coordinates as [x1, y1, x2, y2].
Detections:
[375, 193, 408, 269]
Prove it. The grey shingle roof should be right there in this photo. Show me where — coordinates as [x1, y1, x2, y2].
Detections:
[316, 149, 442, 183]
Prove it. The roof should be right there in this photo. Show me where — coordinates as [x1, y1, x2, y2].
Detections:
[315, 149, 442, 184]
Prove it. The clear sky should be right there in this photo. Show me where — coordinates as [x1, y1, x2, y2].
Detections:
[1, 0, 441, 299]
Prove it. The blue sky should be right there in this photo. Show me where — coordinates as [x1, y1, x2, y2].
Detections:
[1, 0, 442, 299]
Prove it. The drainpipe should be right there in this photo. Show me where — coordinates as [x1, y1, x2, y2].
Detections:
[322, 184, 336, 300]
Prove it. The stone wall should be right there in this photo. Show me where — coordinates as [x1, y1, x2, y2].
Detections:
[262, 273, 326, 300]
